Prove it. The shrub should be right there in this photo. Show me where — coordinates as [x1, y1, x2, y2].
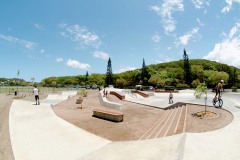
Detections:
[191, 79, 200, 88]
[77, 89, 88, 97]
[176, 84, 190, 89]
[164, 85, 175, 91]
[231, 86, 237, 92]
[127, 86, 135, 89]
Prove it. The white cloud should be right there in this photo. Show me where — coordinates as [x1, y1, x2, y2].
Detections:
[59, 23, 101, 49]
[152, 32, 161, 43]
[177, 27, 199, 45]
[93, 51, 109, 60]
[40, 49, 45, 53]
[66, 59, 91, 70]
[204, 22, 240, 68]
[115, 66, 137, 73]
[56, 57, 63, 62]
[150, 0, 184, 34]
[0, 33, 36, 50]
[204, 38, 240, 67]
[229, 22, 240, 38]
[222, 0, 240, 13]
[196, 18, 204, 26]
[191, 0, 210, 9]
[34, 23, 44, 30]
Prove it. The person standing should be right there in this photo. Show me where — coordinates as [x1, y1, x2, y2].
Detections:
[33, 86, 40, 105]
[105, 90, 108, 98]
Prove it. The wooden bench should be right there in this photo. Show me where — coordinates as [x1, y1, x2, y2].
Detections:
[93, 108, 124, 122]
[109, 91, 125, 100]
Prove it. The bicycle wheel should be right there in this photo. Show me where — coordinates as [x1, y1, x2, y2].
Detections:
[212, 98, 216, 106]
[219, 99, 223, 108]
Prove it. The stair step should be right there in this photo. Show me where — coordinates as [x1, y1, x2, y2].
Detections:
[138, 109, 170, 140]
[173, 105, 185, 134]
[153, 108, 177, 138]
[139, 104, 188, 140]
[146, 109, 172, 139]
[164, 106, 183, 137]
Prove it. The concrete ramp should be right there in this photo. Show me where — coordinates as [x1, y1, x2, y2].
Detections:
[41, 94, 69, 105]
[9, 100, 110, 160]
[81, 133, 186, 160]
[62, 91, 77, 97]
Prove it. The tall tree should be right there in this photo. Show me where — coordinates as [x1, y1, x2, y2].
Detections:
[85, 71, 89, 82]
[183, 49, 191, 85]
[105, 57, 113, 86]
[141, 58, 149, 85]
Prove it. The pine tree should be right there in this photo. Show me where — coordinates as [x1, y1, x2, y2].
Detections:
[141, 58, 149, 85]
[105, 57, 113, 86]
[183, 49, 191, 85]
[85, 71, 89, 82]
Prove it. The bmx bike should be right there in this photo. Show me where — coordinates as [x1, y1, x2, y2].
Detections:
[213, 92, 223, 108]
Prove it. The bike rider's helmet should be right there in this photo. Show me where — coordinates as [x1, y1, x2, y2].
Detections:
[221, 79, 224, 83]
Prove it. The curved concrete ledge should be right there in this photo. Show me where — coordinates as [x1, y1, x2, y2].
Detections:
[98, 91, 125, 110]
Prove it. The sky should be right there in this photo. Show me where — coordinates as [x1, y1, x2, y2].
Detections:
[0, 0, 240, 82]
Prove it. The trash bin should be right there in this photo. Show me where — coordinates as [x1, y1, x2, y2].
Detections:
[15, 91, 17, 96]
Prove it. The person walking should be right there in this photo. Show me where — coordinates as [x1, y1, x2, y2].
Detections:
[169, 91, 173, 104]
[33, 86, 40, 105]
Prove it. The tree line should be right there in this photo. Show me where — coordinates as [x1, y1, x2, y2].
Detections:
[40, 50, 239, 89]
[2, 50, 239, 89]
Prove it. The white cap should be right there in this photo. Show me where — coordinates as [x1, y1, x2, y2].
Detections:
[221, 79, 224, 83]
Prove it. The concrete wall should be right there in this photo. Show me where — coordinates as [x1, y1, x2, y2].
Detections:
[98, 91, 125, 110]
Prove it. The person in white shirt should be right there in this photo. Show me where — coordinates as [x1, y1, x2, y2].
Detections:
[33, 86, 40, 105]
[169, 91, 173, 104]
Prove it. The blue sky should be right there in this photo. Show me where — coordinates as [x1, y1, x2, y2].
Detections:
[0, 0, 240, 82]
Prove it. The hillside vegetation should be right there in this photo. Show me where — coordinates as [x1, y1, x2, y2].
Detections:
[40, 59, 240, 89]
[1, 59, 239, 89]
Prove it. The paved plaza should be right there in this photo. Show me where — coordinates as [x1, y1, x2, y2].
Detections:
[8, 89, 240, 160]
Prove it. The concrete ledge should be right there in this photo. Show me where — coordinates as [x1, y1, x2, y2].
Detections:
[93, 109, 124, 122]
[131, 90, 149, 97]
[99, 92, 125, 110]
[110, 91, 125, 100]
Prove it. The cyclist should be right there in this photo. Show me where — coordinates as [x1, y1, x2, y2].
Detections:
[214, 79, 224, 100]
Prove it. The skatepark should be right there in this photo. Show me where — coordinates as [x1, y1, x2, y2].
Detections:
[4, 89, 240, 159]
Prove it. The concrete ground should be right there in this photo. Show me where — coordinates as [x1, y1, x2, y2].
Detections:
[3, 89, 240, 160]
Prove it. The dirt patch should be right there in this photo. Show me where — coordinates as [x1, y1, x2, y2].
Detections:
[192, 111, 219, 119]
[53, 90, 234, 141]
[53, 90, 165, 141]
[186, 104, 233, 133]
